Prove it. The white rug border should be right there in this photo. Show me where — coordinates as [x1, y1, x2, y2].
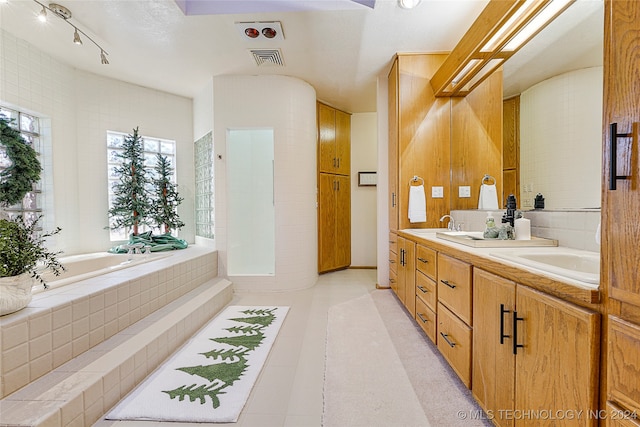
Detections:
[106, 305, 289, 423]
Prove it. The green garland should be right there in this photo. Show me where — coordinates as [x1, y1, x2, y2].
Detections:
[0, 117, 42, 207]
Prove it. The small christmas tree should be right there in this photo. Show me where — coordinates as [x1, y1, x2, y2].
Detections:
[151, 153, 184, 234]
[107, 127, 152, 236]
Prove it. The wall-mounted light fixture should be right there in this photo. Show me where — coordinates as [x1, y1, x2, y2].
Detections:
[31, 0, 109, 64]
[431, 0, 574, 97]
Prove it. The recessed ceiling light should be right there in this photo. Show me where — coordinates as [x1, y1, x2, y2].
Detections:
[235, 21, 285, 41]
[398, 0, 421, 9]
[245, 28, 259, 38]
[262, 27, 277, 39]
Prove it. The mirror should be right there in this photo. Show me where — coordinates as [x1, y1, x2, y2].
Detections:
[502, 0, 603, 210]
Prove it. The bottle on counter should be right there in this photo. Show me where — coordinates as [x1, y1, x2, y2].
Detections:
[483, 211, 499, 239]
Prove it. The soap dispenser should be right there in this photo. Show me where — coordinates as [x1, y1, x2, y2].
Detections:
[483, 212, 499, 239]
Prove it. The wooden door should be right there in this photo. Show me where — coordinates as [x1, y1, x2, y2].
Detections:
[335, 175, 351, 268]
[604, 0, 640, 309]
[514, 285, 600, 426]
[402, 238, 416, 317]
[318, 102, 336, 174]
[318, 173, 337, 272]
[388, 58, 399, 232]
[335, 110, 351, 176]
[472, 269, 516, 427]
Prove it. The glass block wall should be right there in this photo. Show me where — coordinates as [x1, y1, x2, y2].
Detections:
[195, 131, 214, 239]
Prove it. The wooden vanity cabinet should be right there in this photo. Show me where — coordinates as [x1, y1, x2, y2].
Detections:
[608, 316, 640, 417]
[318, 102, 350, 175]
[473, 269, 600, 427]
[415, 248, 437, 344]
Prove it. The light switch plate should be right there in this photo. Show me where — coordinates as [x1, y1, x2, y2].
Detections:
[459, 186, 471, 198]
[432, 186, 444, 198]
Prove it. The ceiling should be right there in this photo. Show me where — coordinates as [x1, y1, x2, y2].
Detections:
[0, 0, 603, 113]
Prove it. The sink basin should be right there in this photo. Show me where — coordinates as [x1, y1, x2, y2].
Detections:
[491, 251, 600, 284]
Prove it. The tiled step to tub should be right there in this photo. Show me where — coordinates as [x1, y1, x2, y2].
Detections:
[0, 246, 218, 399]
[0, 276, 234, 427]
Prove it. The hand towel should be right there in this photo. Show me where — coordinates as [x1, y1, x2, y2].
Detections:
[408, 185, 426, 223]
[478, 183, 499, 210]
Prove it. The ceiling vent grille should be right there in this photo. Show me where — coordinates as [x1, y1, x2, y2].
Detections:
[249, 49, 285, 67]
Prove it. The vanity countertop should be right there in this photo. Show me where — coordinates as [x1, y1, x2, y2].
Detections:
[397, 228, 600, 307]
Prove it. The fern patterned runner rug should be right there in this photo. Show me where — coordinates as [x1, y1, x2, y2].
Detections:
[106, 306, 289, 423]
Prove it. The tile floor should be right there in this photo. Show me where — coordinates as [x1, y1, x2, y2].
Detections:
[95, 268, 478, 427]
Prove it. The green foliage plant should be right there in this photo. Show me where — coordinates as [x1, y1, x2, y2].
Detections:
[107, 127, 153, 236]
[0, 117, 42, 207]
[151, 153, 184, 234]
[0, 215, 64, 287]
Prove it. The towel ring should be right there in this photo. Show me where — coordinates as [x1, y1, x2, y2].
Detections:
[410, 175, 424, 186]
[482, 174, 496, 185]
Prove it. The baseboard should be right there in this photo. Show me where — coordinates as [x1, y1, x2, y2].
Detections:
[348, 266, 377, 270]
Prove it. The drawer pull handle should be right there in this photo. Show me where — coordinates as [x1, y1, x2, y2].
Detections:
[500, 304, 511, 344]
[389, 278, 396, 283]
[389, 259, 396, 264]
[417, 257, 429, 263]
[417, 285, 428, 294]
[440, 332, 456, 348]
[417, 313, 428, 323]
[440, 279, 456, 289]
[513, 311, 525, 355]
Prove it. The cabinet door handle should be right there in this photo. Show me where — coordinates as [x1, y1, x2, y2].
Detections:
[440, 279, 456, 289]
[500, 304, 511, 345]
[417, 257, 429, 264]
[400, 248, 405, 266]
[392, 192, 396, 208]
[609, 122, 634, 190]
[440, 332, 456, 348]
[417, 313, 428, 323]
[513, 311, 525, 355]
[417, 285, 428, 294]
[333, 157, 337, 168]
[337, 157, 340, 169]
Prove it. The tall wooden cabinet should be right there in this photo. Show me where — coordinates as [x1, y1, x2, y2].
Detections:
[388, 54, 451, 231]
[473, 269, 600, 427]
[603, 1, 640, 424]
[318, 102, 351, 273]
[503, 95, 520, 206]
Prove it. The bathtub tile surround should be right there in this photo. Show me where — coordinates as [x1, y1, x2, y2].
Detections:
[451, 209, 601, 252]
[0, 246, 220, 399]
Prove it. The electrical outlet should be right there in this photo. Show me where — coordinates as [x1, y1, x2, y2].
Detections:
[459, 186, 471, 198]
[432, 186, 444, 198]
[523, 199, 532, 207]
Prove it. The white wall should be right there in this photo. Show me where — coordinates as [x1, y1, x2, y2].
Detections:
[376, 74, 390, 288]
[520, 67, 602, 210]
[350, 112, 378, 267]
[212, 75, 318, 291]
[0, 29, 194, 255]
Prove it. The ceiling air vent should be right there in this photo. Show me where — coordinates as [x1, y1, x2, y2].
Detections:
[249, 49, 285, 67]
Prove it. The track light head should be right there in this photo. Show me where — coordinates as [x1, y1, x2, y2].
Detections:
[73, 28, 82, 45]
[37, 6, 47, 22]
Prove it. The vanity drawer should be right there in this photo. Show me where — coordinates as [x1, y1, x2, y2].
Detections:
[389, 249, 398, 274]
[389, 268, 398, 292]
[416, 245, 437, 280]
[438, 302, 472, 388]
[416, 297, 436, 344]
[606, 401, 640, 427]
[416, 271, 437, 311]
[389, 232, 398, 254]
[437, 253, 473, 326]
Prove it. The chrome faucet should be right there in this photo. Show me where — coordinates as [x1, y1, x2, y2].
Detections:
[439, 214, 459, 231]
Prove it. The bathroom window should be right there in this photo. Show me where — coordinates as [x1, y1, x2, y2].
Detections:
[0, 106, 42, 226]
[106, 130, 176, 241]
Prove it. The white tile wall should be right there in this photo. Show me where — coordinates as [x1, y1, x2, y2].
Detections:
[452, 209, 601, 252]
[212, 75, 318, 291]
[0, 29, 195, 255]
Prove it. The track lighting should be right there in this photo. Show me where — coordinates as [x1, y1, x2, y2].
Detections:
[100, 50, 109, 65]
[73, 28, 82, 45]
[31, 1, 109, 64]
[37, 6, 47, 22]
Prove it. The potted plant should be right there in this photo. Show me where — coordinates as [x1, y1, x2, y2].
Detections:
[0, 116, 64, 315]
[0, 215, 64, 315]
